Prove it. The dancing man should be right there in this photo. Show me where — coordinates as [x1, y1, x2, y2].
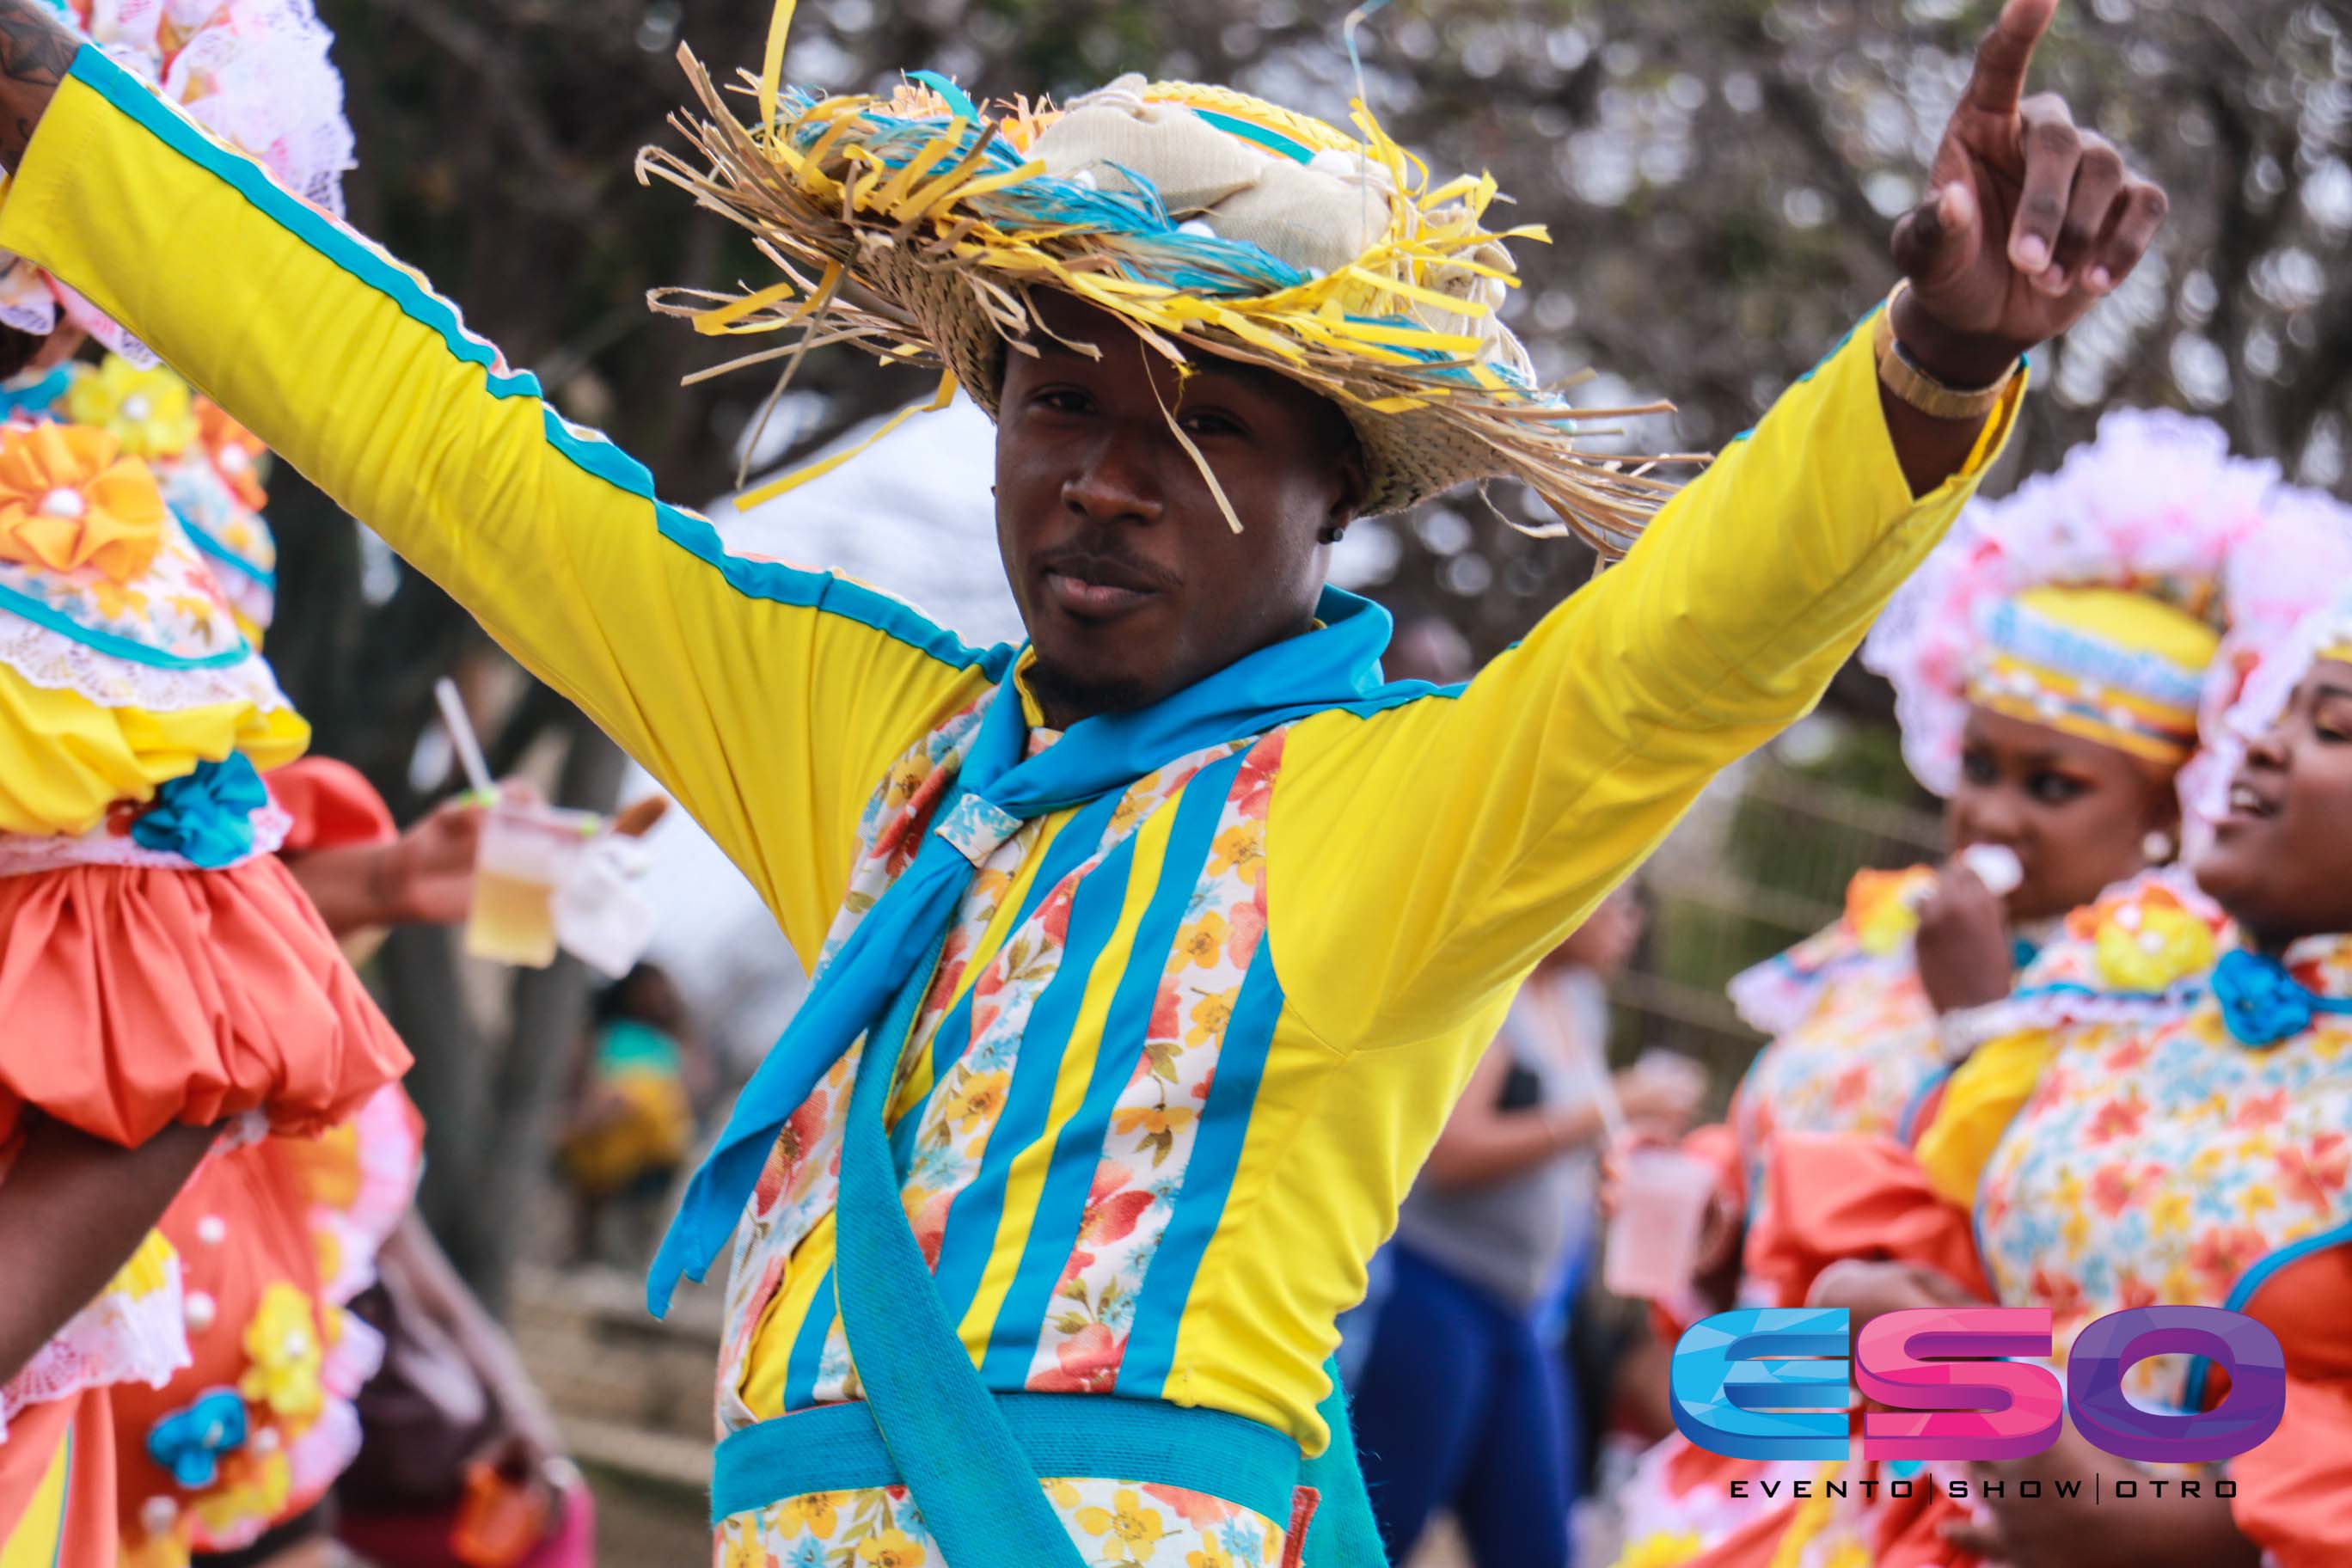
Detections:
[0, 0, 2160, 1561]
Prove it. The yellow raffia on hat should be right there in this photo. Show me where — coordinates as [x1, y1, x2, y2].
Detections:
[634, 0, 1698, 552]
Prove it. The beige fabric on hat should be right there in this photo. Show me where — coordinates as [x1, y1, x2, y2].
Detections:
[1037, 75, 1395, 279]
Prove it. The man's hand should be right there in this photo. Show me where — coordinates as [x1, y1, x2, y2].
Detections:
[0, 1, 77, 167]
[1893, 0, 2168, 385]
[1914, 864, 2016, 1015]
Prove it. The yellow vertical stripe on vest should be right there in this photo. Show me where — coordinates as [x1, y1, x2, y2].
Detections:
[954, 800, 1185, 1351]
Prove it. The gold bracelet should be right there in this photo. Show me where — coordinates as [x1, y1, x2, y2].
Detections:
[1873, 281, 2020, 421]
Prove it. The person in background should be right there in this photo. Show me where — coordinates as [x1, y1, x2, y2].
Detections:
[1351, 885, 1700, 1568]
[558, 962, 707, 1268]
[1765, 573, 2352, 1568]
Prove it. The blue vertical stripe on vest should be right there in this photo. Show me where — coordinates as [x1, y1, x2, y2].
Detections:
[929, 816, 1143, 1332]
[980, 749, 1252, 1382]
[824, 791, 1124, 1389]
[1117, 939, 1288, 1398]
[883, 788, 1121, 1180]
[781, 1260, 840, 1412]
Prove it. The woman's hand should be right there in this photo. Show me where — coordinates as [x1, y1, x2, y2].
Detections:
[372, 779, 543, 928]
[1915, 863, 2017, 1015]
[1614, 1066, 1705, 1136]
[1938, 1418, 2260, 1568]
[1600, 1133, 1743, 1287]
[1806, 1257, 1979, 1336]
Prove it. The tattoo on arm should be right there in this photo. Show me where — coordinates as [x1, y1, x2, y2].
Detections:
[0, 1, 77, 167]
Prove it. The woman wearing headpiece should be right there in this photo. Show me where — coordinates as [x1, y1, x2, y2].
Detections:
[1607, 411, 2352, 1568]
[1743, 562, 2352, 1568]
[0, 377, 407, 1566]
[0, 0, 2165, 1560]
[0, 7, 419, 1563]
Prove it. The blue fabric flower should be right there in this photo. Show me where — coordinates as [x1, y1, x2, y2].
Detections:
[145, 1387, 248, 1491]
[2213, 949, 2315, 1048]
[0, 365, 70, 423]
[132, 754, 267, 869]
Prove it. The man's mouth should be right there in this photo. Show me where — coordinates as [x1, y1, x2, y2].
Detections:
[1038, 556, 1167, 621]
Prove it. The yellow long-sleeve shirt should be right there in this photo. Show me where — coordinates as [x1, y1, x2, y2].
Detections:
[0, 45, 2018, 1461]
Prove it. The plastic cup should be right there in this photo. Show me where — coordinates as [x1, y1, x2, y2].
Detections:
[1602, 1147, 1716, 1301]
[463, 805, 598, 969]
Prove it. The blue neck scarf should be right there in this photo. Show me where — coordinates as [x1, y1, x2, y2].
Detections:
[649, 585, 1412, 1313]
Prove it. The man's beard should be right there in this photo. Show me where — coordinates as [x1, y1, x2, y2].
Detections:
[1022, 652, 1158, 727]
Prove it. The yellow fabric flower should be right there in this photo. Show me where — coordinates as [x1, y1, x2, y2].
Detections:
[64, 355, 199, 459]
[2093, 891, 2216, 991]
[1075, 1488, 1166, 1560]
[1045, 1477, 1082, 1510]
[0, 420, 168, 583]
[1845, 867, 1927, 957]
[189, 1449, 291, 1540]
[722, 1522, 772, 1568]
[1612, 1533, 1706, 1568]
[236, 1282, 326, 1422]
[775, 1491, 841, 1537]
[1186, 1545, 1233, 1568]
[855, 1528, 928, 1567]
[104, 1230, 178, 1300]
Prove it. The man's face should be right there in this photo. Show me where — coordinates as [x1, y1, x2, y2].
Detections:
[994, 292, 1366, 727]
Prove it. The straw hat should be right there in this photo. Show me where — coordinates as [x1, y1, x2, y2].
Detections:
[639, 9, 1686, 552]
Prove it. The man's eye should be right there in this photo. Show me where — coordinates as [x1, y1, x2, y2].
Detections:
[1180, 411, 1246, 438]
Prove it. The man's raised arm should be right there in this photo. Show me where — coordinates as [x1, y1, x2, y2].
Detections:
[0, 10, 989, 965]
[1268, 0, 2170, 1046]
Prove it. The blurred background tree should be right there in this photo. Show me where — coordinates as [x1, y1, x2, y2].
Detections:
[265, 0, 2350, 1295]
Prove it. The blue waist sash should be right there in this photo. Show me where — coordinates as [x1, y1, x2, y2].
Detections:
[709, 1393, 1302, 1528]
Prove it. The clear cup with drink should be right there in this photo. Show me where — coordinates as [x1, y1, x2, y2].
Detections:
[1602, 1144, 1718, 1302]
[463, 803, 603, 968]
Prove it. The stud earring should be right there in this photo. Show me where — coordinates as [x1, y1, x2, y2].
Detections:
[2141, 830, 2176, 864]
[1318, 524, 1348, 544]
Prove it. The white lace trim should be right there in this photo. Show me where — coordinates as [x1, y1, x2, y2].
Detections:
[0, 1249, 192, 1440]
[0, 804, 291, 878]
[0, 605, 290, 715]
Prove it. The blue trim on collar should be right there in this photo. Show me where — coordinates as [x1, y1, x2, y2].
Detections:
[172, 505, 276, 591]
[0, 572, 254, 669]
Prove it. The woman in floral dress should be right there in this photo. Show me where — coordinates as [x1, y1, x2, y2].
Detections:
[1752, 574, 2352, 1568]
[1608, 411, 2349, 1568]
